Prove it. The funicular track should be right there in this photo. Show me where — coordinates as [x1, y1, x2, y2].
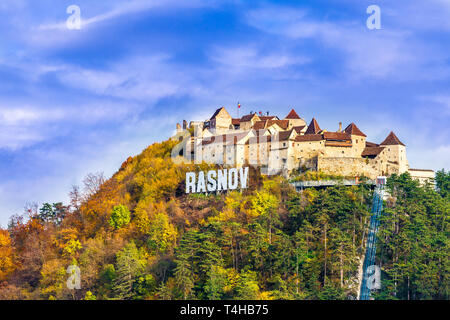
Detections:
[359, 185, 384, 300]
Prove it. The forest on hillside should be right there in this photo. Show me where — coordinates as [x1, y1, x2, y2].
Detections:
[0, 140, 448, 300]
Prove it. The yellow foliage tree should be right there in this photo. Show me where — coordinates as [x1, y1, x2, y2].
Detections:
[0, 230, 15, 281]
[147, 212, 177, 253]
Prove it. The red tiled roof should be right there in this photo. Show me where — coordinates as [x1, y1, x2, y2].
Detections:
[365, 141, 379, 147]
[253, 120, 267, 130]
[380, 131, 405, 146]
[295, 134, 323, 142]
[240, 114, 259, 122]
[304, 118, 322, 135]
[259, 116, 278, 121]
[361, 147, 385, 157]
[325, 141, 352, 147]
[285, 109, 301, 119]
[344, 123, 367, 137]
[323, 132, 351, 140]
[232, 118, 240, 125]
[268, 119, 290, 130]
[254, 119, 290, 130]
[277, 129, 296, 141]
[293, 126, 306, 133]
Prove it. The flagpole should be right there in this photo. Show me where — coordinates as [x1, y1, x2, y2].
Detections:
[237, 102, 240, 118]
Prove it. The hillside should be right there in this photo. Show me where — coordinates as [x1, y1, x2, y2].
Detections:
[0, 139, 448, 300]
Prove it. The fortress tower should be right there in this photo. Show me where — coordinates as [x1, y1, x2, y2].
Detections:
[380, 131, 409, 174]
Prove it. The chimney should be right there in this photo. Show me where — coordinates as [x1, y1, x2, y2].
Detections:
[183, 120, 187, 130]
[176, 123, 181, 132]
[338, 122, 342, 132]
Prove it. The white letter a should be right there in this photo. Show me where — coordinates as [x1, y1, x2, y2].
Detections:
[366, 5, 381, 30]
[66, 5, 81, 30]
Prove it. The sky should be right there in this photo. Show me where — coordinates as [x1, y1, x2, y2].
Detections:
[0, 0, 449, 225]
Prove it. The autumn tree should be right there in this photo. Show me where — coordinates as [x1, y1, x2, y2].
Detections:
[109, 205, 131, 230]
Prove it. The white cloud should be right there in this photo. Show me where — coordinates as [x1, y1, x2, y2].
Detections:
[38, 0, 214, 31]
[0, 99, 143, 150]
[245, 6, 446, 80]
[427, 95, 450, 115]
[0, 108, 43, 125]
[211, 46, 310, 69]
[408, 145, 450, 171]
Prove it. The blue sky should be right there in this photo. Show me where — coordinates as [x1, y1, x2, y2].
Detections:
[0, 0, 449, 225]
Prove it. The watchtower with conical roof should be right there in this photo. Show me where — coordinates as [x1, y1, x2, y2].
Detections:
[380, 131, 409, 173]
[344, 122, 367, 157]
[305, 118, 322, 135]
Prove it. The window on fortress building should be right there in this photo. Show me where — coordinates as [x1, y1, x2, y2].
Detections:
[342, 151, 344, 154]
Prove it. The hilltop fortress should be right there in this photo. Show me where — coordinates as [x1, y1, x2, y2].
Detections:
[174, 107, 434, 182]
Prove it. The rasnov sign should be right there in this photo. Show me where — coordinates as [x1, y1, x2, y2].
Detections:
[186, 167, 249, 194]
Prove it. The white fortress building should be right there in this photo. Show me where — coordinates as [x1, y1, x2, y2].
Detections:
[174, 107, 434, 181]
